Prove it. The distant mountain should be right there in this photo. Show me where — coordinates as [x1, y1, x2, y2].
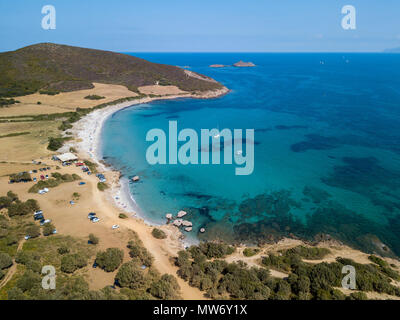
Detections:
[383, 47, 400, 53]
[0, 43, 223, 98]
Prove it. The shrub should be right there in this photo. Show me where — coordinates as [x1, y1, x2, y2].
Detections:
[286, 246, 331, 260]
[8, 200, 38, 217]
[152, 228, 167, 239]
[61, 253, 87, 273]
[47, 137, 64, 151]
[97, 182, 109, 191]
[127, 241, 154, 267]
[243, 248, 259, 257]
[88, 233, 99, 245]
[96, 248, 124, 272]
[84, 95, 105, 100]
[16, 270, 41, 292]
[115, 261, 145, 289]
[57, 246, 70, 255]
[149, 274, 180, 299]
[119, 213, 128, 219]
[26, 225, 41, 238]
[42, 223, 56, 236]
[198, 242, 235, 259]
[347, 291, 368, 300]
[5, 235, 18, 246]
[0, 252, 13, 269]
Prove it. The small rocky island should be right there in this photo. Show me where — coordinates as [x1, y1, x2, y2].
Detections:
[233, 60, 256, 67]
[209, 61, 256, 68]
[209, 64, 227, 68]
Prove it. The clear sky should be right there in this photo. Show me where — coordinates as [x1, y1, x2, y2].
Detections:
[1, 0, 399, 52]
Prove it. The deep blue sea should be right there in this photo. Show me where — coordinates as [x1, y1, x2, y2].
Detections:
[101, 53, 400, 256]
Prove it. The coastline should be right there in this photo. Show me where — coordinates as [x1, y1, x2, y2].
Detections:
[68, 87, 230, 245]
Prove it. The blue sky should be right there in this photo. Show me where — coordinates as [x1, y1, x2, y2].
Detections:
[1, 0, 399, 52]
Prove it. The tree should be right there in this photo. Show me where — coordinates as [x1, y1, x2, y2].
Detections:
[150, 274, 180, 299]
[26, 225, 41, 238]
[42, 223, 56, 236]
[115, 261, 145, 289]
[96, 248, 123, 272]
[0, 196, 12, 209]
[0, 252, 13, 270]
[61, 253, 87, 273]
[88, 233, 99, 245]
[16, 270, 41, 292]
[127, 241, 154, 267]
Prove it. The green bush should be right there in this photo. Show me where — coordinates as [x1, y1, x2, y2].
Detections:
[243, 248, 259, 257]
[88, 233, 99, 245]
[97, 182, 109, 191]
[115, 261, 145, 289]
[0, 252, 13, 269]
[16, 270, 41, 292]
[57, 246, 70, 255]
[96, 248, 124, 272]
[61, 253, 87, 273]
[149, 274, 180, 299]
[47, 137, 65, 151]
[152, 228, 167, 239]
[26, 225, 41, 238]
[286, 246, 331, 260]
[119, 213, 128, 219]
[84, 95, 105, 100]
[127, 241, 154, 267]
[42, 223, 56, 236]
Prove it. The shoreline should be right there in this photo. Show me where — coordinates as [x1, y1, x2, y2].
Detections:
[68, 87, 229, 246]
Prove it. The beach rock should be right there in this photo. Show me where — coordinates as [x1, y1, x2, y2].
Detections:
[173, 219, 183, 227]
[209, 64, 226, 68]
[200, 228, 206, 233]
[132, 176, 140, 182]
[165, 213, 173, 220]
[184, 227, 192, 232]
[177, 210, 187, 218]
[233, 60, 256, 67]
[182, 220, 193, 227]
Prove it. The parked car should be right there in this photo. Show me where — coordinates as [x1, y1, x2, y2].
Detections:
[40, 219, 51, 226]
[91, 217, 100, 223]
[40, 175, 45, 180]
[34, 214, 43, 221]
[88, 212, 96, 219]
[24, 235, 31, 240]
[79, 182, 86, 185]
[34, 210, 43, 215]
[112, 225, 120, 230]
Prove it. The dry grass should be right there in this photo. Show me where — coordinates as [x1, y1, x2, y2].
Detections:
[0, 120, 60, 162]
[0, 83, 138, 116]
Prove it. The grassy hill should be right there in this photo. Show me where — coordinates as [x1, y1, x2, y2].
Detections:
[0, 43, 223, 98]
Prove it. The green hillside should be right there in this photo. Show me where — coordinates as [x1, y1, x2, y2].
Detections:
[0, 43, 223, 98]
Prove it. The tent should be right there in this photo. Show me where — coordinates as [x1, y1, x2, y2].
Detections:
[56, 153, 78, 162]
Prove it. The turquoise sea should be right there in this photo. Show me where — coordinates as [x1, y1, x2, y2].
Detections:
[101, 53, 400, 256]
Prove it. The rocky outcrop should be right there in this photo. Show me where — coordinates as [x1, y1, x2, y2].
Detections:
[233, 61, 256, 67]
